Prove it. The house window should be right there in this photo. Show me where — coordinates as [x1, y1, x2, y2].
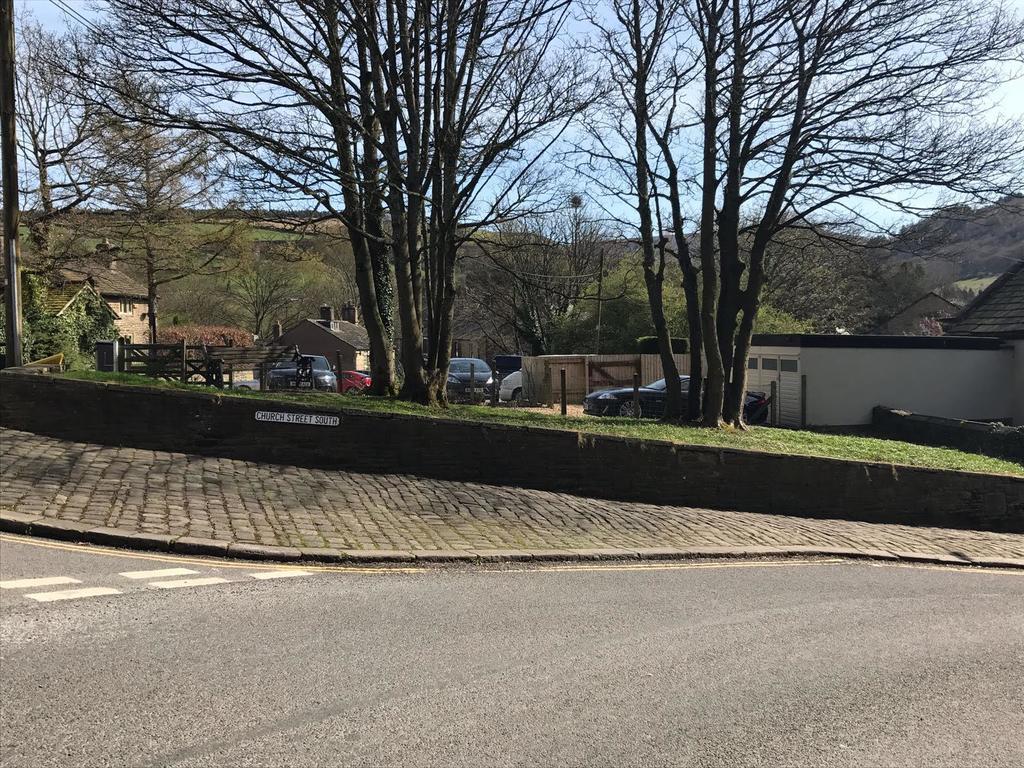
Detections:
[762, 358, 778, 371]
[119, 299, 135, 314]
[780, 359, 798, 373]
[748, 357, 759, 369]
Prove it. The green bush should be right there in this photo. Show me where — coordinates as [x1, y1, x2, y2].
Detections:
[636, 336, 689, 354]
[0, 273, 117, 369]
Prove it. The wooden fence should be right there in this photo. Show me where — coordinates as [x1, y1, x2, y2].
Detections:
[115, 342, 294, 388]
[521, 353, 690, 405]
[119, 342, 210, 382]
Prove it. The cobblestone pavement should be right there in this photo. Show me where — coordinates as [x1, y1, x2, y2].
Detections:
[1, 428, 1022, 559]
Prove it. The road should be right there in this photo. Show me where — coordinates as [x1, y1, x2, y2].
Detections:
[1, 534, 1022, 767]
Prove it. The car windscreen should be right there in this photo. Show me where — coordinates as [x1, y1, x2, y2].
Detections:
[450, 359, 491, 375]
[646, 376, 690, 391]
[312, 356, 331, 372]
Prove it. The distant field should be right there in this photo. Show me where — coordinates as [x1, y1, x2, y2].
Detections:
[953, 275, 998, 292]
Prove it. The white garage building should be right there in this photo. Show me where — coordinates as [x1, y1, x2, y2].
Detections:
[748, 260, 1023, 428]
[747, 334, 1015, 428]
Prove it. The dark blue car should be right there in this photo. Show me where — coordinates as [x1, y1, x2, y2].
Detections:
[583, 376, 769, 423]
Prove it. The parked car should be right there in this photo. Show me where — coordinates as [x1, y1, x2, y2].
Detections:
[447, 358, 493, 401]
[499, 369, 523, 403]
[266, 354, 338, 391]
[583, 376, 769, 423]
[339, 370, 372, 394]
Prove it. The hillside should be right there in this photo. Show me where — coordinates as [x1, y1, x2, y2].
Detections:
[881, 196, 1024, 288]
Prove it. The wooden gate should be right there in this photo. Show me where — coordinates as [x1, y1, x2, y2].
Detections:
[521, 353, 691, 405]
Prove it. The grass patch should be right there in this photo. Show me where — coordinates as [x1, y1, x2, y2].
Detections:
[61, 369, 1023, 477]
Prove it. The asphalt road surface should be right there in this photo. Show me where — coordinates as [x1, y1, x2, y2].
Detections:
[1, 533, 1022, 768]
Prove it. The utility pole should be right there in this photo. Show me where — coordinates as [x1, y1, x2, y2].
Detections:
[594, 248, 604, 355]
[0, 0, 23, 367]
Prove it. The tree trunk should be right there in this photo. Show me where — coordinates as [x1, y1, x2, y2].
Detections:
[392, 199, 429, 403]
[630, 0, 682, 420]
[642, 260, 682, 419]
[723, 296, 757, 426]
[660, 156, 704, 422]
[723, 249, 767, 425]
[326, 0, 397, 397]
[681, 264, 703, 421]
[351, 235, 397, 397]
[147, 279, 158, 344]
[698, 4, 726, 427]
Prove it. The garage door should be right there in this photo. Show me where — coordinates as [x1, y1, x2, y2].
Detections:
[748, 355, 802, 427]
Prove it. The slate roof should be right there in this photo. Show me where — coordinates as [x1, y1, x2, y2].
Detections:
[313, 319, 370, 350]
[943, 261, 1024, 339]
[58, 260, 148, 299]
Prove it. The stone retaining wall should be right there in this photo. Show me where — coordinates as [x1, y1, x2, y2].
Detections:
[873, 406, 1024, 463]
[2, 371, 1021, 533]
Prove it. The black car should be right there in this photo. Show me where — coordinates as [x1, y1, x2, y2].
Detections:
[446, 358, 493, 401]
[583, 376, 769, 423]
[266, 354, 338, 391]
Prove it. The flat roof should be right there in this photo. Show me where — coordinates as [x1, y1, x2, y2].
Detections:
[750, 334, 1006, 351]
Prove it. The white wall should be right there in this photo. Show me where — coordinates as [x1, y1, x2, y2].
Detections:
[798, 346, 1015, 426]
[1014, 341, 1024, 427]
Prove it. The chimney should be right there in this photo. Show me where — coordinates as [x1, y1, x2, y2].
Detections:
[95, 238, 118, 270]
[319, 305, 335, 326]
[340, 303, 358, 325]
[272, 320, 283, 339]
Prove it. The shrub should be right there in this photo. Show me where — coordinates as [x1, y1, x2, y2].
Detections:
[156, 324, 252, 347]
[1, 274, 116, 369]
[636, 336, 689, 354]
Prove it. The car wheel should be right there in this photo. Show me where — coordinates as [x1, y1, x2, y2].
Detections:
[618, 400, 641, 418]
[510, 387, 522, 406]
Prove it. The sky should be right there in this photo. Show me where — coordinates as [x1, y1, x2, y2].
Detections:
[18, 0, 1024, 119]
[14, 0, 1024, 232]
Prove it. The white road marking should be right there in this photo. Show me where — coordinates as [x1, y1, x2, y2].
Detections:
[25, 587, 122, 602]
[1, 576, 82, 590]
[249, 570, 313, 580]
[148, 577, 230, 589]
[119, 567, 200, 580]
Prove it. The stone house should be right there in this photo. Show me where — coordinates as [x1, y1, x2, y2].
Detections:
[1, 257, 151, 347]
[52, 259, 151, 343]
[275, 305, 370, 371]
[871, 291, 960, 335]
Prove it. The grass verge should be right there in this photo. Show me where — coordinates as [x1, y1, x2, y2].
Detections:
[60, 369, 1023, 477]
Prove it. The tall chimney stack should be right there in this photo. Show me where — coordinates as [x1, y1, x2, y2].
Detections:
[340, 303, 358, 324]
[272, 320, 283, 338]
[319, 305, 334, 326]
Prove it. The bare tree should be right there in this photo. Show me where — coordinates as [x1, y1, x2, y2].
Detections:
[90, 0, 400, 394]
[346, 0, 594, 402]
[586, 0, 704, 420]
[463, 197, 609, 355]
[90, 82, 244, 343]
[90, 0, 592, 403]
[221, 253, 305, 339]
[689, 0, 1024, 426]
[14, 16, 111, 260]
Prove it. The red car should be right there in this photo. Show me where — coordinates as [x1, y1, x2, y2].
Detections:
[338, 370, 372, 394]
